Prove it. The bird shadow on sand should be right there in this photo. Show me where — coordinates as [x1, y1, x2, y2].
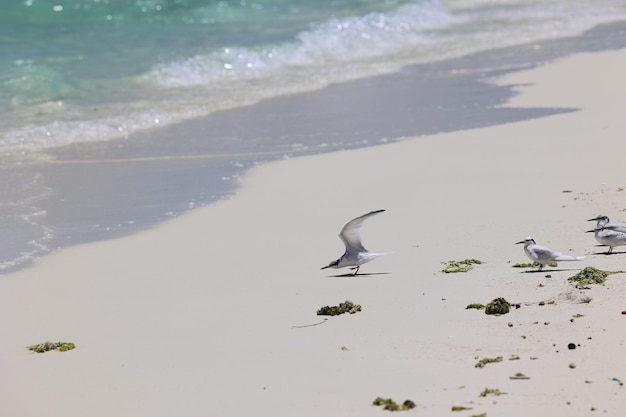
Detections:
[589, 246, 626, 255]
[326, 272, 391, 278]
[520, 268, 582, 274]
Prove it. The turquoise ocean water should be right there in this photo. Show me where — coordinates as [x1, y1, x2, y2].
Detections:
[3, 0, 626, 154]
[1, 0, 626, 272]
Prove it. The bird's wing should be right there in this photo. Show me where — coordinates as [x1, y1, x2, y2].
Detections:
[530, 244, 560, 262]
[339, 209, 385, 255]
[604, 223, 626, 234]
[598, 227, 626, 238]
[532, 244, 582, 262]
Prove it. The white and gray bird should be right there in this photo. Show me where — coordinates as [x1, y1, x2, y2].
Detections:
[586, 215, 626, 254]
[322, 209, 387, 275]
[515, 237, 584, 270]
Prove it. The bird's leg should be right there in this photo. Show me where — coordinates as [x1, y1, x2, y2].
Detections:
[351, 266, 360, 275]
[538, 264, 544, 271]
[607, 246, 614, 255]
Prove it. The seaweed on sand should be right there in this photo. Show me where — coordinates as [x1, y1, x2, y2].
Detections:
[479, 387, 504, 397]
[441, 259, 484, 273]
[317, 300, 361, 316]
[568, 267, 623, 288]
[485, 297, 511, 315]
[513, 261, 557, 269]
[27, 341, 76, 353]
[475, 356, 503, 368]
[372, 397, 416, 411]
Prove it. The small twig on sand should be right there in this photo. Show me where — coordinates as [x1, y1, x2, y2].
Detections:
[291, 319, 328, 329]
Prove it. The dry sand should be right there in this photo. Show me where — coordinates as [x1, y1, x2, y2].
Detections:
[2, 49, 626, 416]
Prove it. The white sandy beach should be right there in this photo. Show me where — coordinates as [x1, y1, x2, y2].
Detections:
[2, 49, 626, 416]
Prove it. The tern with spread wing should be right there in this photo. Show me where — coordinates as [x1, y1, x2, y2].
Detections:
[322, 209, 387, 275]
[586, 215, 626, 254]
[515, 237, 584, 270]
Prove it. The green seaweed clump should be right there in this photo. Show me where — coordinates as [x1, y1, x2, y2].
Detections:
[441, 259, 484, 273]
[372, 397, 416, 411]
[27, 341, 76, 353]
[401, 400, 416, 410]
[317, 300, 361, 316]
[479, 387, 504, 397]
[485, 297, 511, 315]
[451, 406, 471, 411]
[466, 303, 485, 310]
[373, 397, 397, 411]
[568, 267, 621, 288]
[475, 356, 503, 368]
[513, 261, 557, 269]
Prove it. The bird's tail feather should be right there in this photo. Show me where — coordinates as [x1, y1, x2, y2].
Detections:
[554, 255, 584, 261]
[367, 252, 390, 259]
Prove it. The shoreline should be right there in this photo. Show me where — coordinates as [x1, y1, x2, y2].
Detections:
[3, 20, 625, 274]
[1, 47, 626, 416]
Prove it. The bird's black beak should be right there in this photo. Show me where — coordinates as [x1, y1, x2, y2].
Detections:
[585, 229, 597, 233]
[321, 265, 330, 270]
[514, 240, 524, 245]
[587, 218, 598, 222]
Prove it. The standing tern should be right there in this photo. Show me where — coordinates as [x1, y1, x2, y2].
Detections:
[515, 237, 584, 270]
[587, 215, 626, 254]
[322, 209, 387, 275]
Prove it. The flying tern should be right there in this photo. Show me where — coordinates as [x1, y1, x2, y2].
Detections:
[515, 237, 584, 270]
[322, 209, 387, 275]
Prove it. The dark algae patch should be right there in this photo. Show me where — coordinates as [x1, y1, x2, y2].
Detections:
[485, 297, 511, 315]
[27, 341, 76, 353]
[466, 303, 486, 310]
[475, 356, 503, 368]
[441, 259, 484, 273]
[568, 267, 623, 288]
[479, 387, 504, 397]
[372, 397, 416, 411]
[451, 405, 472, 411]
[317, 300, 361, 316]
[401, 400, 416, 410]
[513, 261, 557, 269]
